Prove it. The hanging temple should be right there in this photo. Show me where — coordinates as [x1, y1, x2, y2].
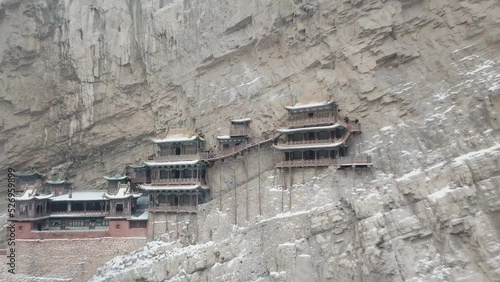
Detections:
[11, 101, 372, 241]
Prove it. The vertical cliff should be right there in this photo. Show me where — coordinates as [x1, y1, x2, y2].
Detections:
[1, 0, 499, 281]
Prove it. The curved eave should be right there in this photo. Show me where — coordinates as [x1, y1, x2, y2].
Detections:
[128, 164, 146, 169]
[231, 118, 252, 124]
[103, 176, 128, 181]
[46, 180, 73, 185]
[35, 194, 54, 200]
[144, 160, 202, 167]
[104, 194, 132, 200]
[285, 101, 335, 111]
[15, 171, 44, 177]
[137, 184, 202, 191]
[14, 196, 34, 201]
[273, 141, 345, 151]
[277, 123, 343, 134]
[152, 136, 204, 144]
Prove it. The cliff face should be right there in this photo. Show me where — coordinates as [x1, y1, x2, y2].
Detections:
[1, 0, 500, 281]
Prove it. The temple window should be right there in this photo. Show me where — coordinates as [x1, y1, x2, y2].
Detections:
[36, 204, 43, 214]
[304, 150, 315, 160]
[158, 194, 167, 203]
[20, 204, 29, 215]
[292, 133, 303, 142]
[318, 150, 329, 159]
[318, 131, 329, 140]
[160, 170, 168, 179]
[292, 151, 302, 160]
[116, 203, 124, 213]
[182, 169, 192, 178]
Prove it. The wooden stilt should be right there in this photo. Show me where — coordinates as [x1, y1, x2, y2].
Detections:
[234, 172, 237, 226]
[258, 144, 262, 217]
[289, 165, 292, 212]
[245, 159, 249, 222]
[352, 165, 355, 188]
[219, 164, 222, 211]
[281, 168, 285, 212]
[151, 210, 156, 241]
[302, 166, 305, 184]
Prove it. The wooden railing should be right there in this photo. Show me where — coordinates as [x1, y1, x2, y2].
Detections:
[276, 159, 333, 167]
[15, 212, 48, 219]
[50, 210, 108, 215]
[275, 155, 372, 168]
[151, 178, 202, 185]
[338, 120, 361, 132]
[131, 177, 148, 183]
[337, 155, 372, 165]
[286, 113, 336, 127]
[201, 140, 255, 160]
[150, 204, 197, 213]
[287, 138, 343, 145]
[154, 153, 201, 161]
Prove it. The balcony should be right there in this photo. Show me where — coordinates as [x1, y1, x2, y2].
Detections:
[151, 178, 202, 185]
[131, 176, 148, 183]
[154, 153, 201, 161]
[338, 120, 361, 132]
[50, 210, 108, 216]
[15, 212, 49, 220]
[286, 113, 336, 127]
[287, 138, 344, 145]
[275, 158, 333, 168]
[337, 155, 372, 167]
[275, 155, 372, 168]
[149, 204, 197, 213]
[201, 141, 253, 160]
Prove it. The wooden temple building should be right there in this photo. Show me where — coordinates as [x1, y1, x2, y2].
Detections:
[216, 118, 252, 152]
[273, 101, 372, 168]
[130, 129, 210, 213]
[11, 101, 372, 242]
[11, 170, 147, 239]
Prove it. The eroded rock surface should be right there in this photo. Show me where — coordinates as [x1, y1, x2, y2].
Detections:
[1, 0, 499, 281]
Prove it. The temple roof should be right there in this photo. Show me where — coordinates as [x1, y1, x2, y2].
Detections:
[137, 184, 207, 191]
[216, 135, 247, 140]
[285, 101, 335, 112]
[273, 141, 345, 151]
[277, 123, 342, 133]
[128, 162, 146, 168]
[51, 191, 106, 202]
[15, 169, 44, 177]
[130, 210, 149, 221]
[152, 129, 204, 144]
[104, 184, 141, 199]
[231, 118, 252, 124]
[46, 179, 74, 185]
[103, 172, 128, 181]
[15, 189, 53, 201]
[144, 160, 202, 167]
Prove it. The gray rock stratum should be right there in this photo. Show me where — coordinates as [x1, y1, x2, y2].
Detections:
[1, 0, 500, 281]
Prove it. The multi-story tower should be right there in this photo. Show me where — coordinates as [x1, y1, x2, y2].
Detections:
[131, 129, 209, 242]
[274, 101, 371, 168]
[215, 118, 252, 154]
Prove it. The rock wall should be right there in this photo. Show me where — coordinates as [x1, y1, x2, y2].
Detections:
[0, 237, 146, 282]
[1, 0, 500, 281]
